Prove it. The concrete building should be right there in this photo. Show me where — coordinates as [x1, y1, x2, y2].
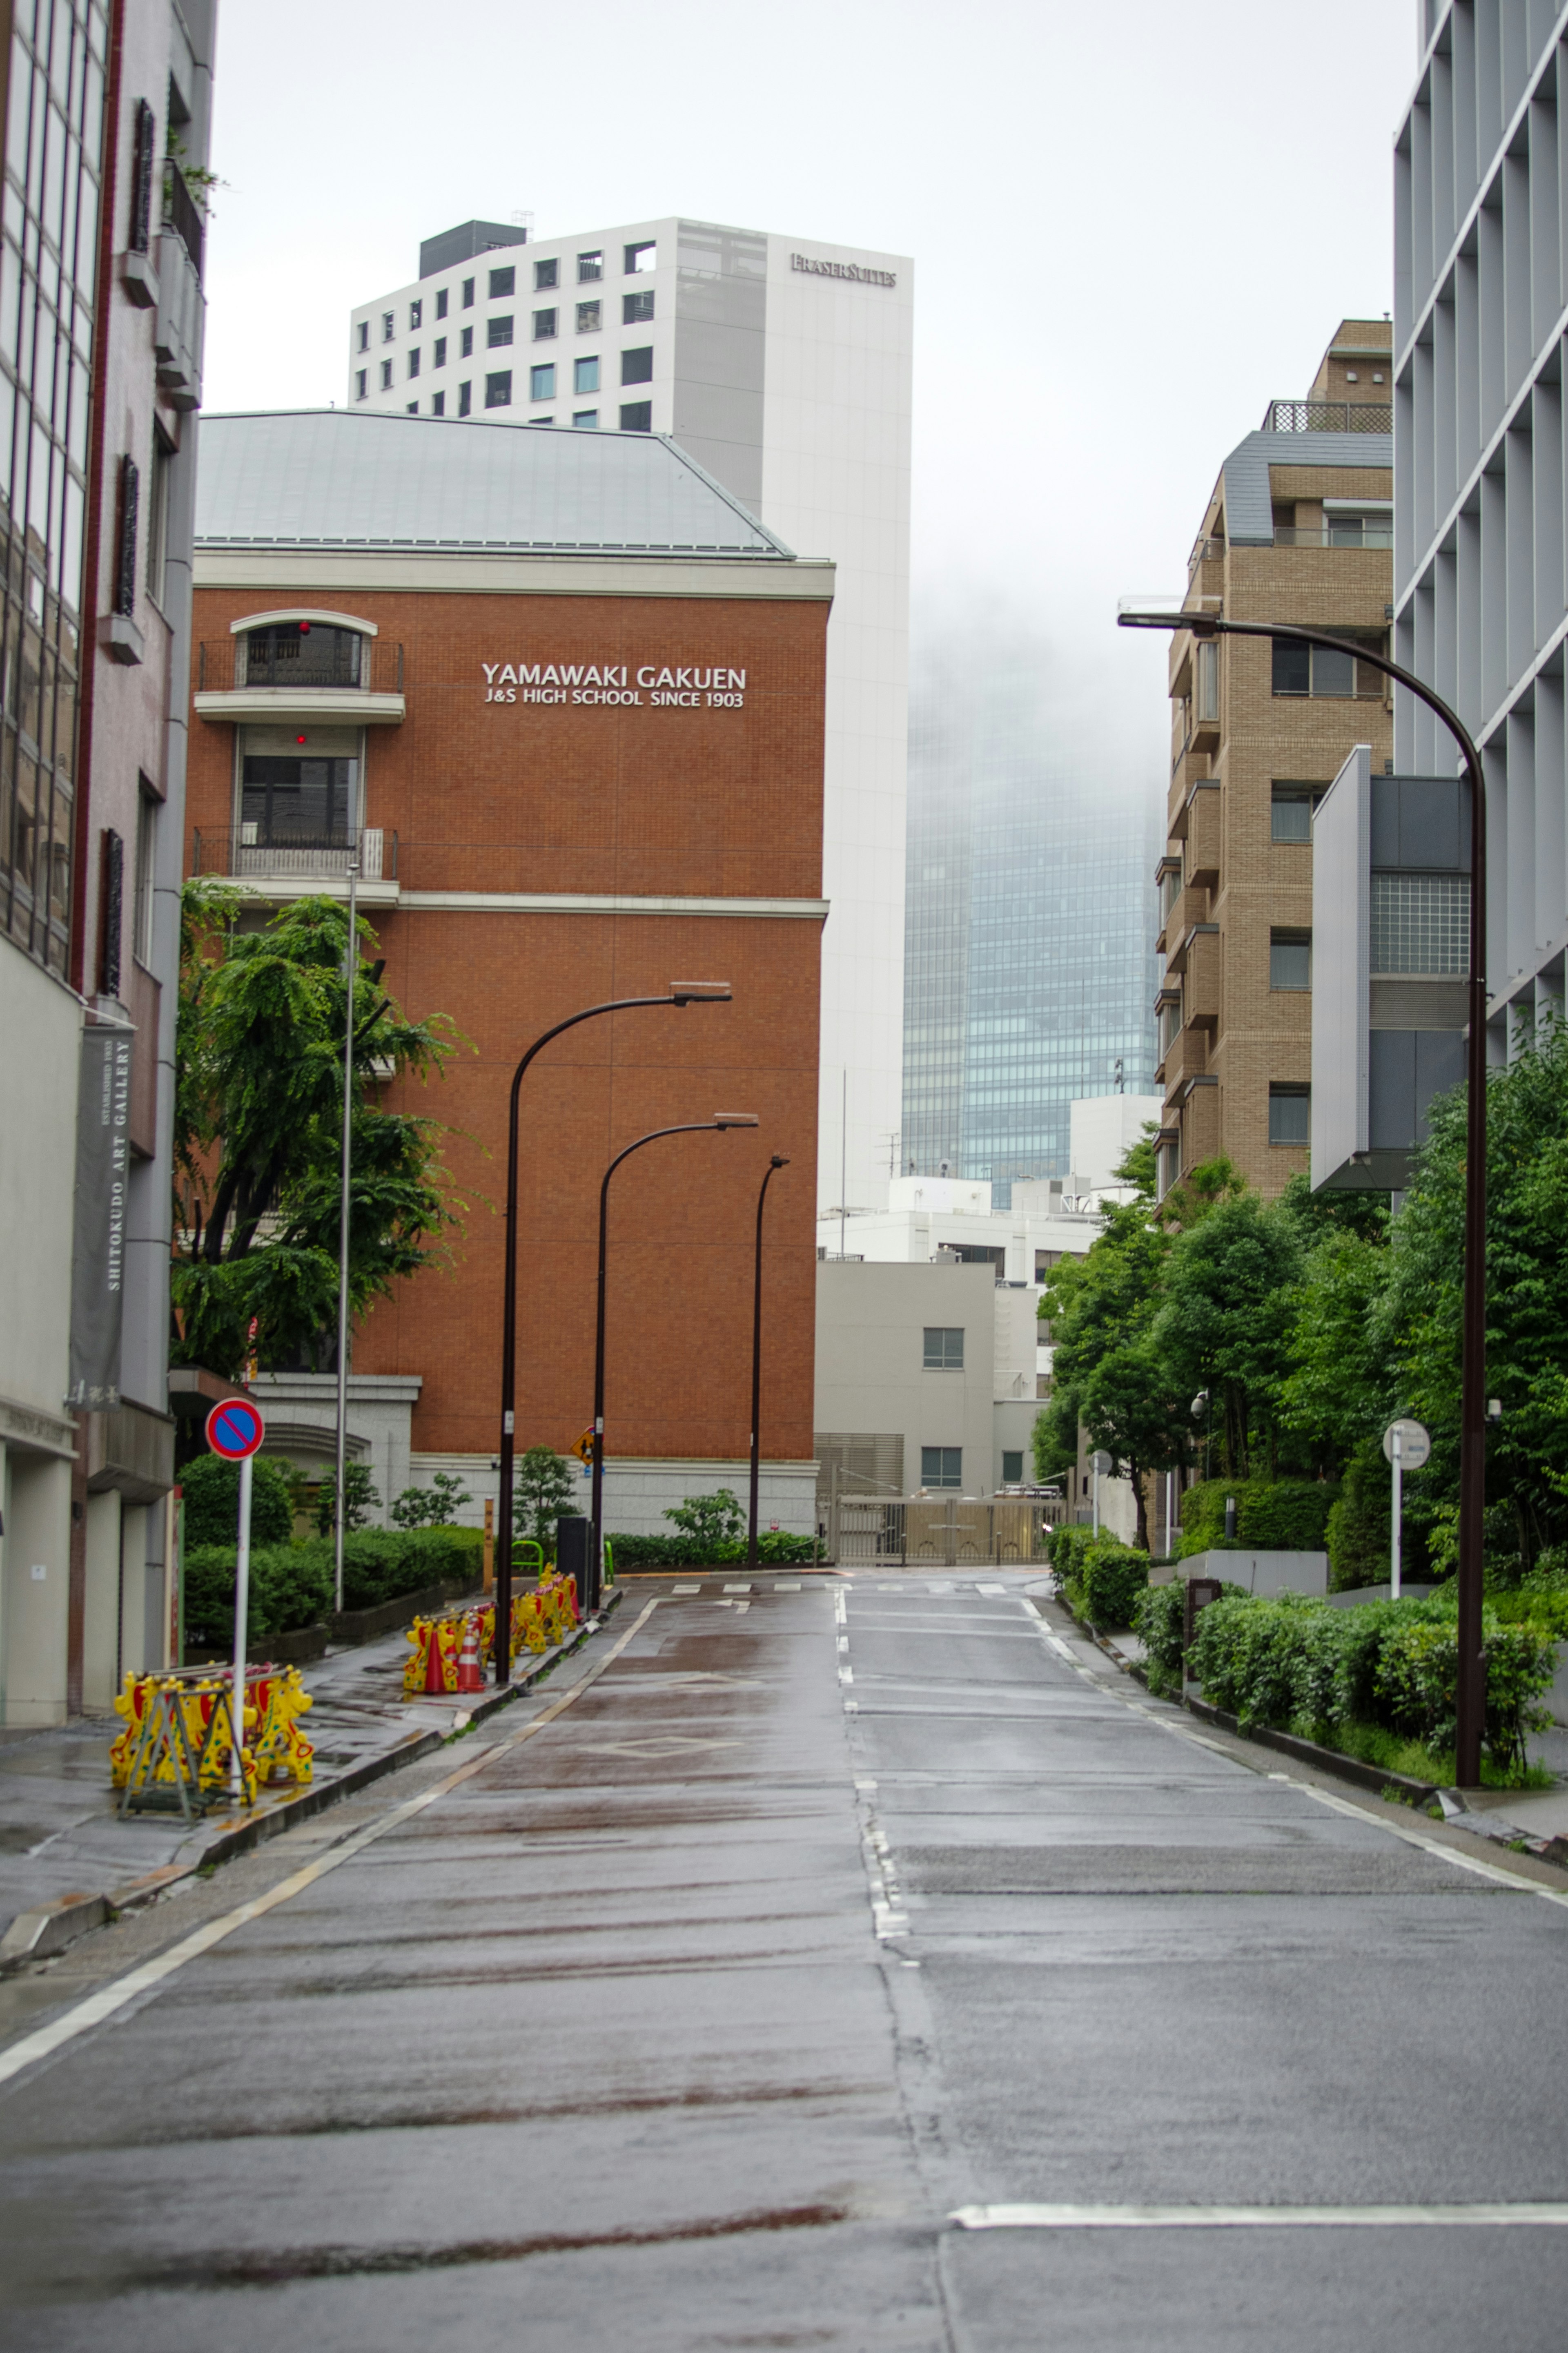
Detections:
[1394, 7, 1568, 1050]
[1156, 322, 1394, 1200]
[349, 215, 913, 1214]
[185, 407, 829, 1540]
[0, 0, 215, 1726]
[904, 623, 1160, 1193]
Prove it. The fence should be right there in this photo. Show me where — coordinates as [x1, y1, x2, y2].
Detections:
[822, 1492, 1064, 1568]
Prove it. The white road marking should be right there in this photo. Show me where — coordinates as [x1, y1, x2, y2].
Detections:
[723, 1582, 752, 1593]
[0, 1599, 664, 2092]
[839, 1665, 855, 1685]
[975, 1582, 1009, 1595]
[834, 1589, 847, 1627]
[772, 1580, 802, 1591]
[951, 2203, 1568, 2231]
[671, 1583, 700, 1594]
[927, 1582, 956, 1593]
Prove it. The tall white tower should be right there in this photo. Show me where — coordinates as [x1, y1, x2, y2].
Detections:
[349, 215, 912, 1209]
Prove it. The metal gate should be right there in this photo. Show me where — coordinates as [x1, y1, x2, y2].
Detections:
[823, 1492, 1063, 1568]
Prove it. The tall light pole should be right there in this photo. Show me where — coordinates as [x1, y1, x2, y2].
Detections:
[332, 856, 359, 1616]
[590, 1113, 760, 1606]
[492, 984, 732, 1684]
[1120, 608, 1489, 1785]
[747, 1154, 790, 1568]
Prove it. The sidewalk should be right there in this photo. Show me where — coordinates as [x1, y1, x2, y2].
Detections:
[0, 1587, 620, 1963]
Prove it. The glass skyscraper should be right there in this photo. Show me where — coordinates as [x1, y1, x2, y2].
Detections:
[903, 620, 1159, 1193]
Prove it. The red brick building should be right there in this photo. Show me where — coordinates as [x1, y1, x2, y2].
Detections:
[185, 410, 830, 1533]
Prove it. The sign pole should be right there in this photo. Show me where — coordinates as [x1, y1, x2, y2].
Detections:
[1390, 1428, 1403, 1601]
[231, 1451, 252, 1804]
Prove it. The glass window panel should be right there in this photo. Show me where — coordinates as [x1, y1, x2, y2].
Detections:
[488, 264, 516, 298]
[1270, 934, 1311, 990]
[922, 1326, 964, 1370]
[1271, 638, 1310, 696]
[7, 42, 31, 174]
[529, 362, 555, 400]
[1268, 1089, 1310, 1146]
[573, 354, 598, 393]
[1369, 871, 1471, 973]
[0, 236, 20, 360]
[1270, 787, 1316, 842]
[1311, 643, 1354, 696]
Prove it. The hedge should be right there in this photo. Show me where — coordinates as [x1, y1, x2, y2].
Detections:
[1050, 1523, 1150, 1630]
[183, 1523, 485, 1646]
[608, 1530, 819, 1567]
[180, 1452, 296, 1550]
[1177, 1477, 1338, 1559]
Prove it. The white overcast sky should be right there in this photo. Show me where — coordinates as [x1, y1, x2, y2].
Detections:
[202, 0, 1417, 781]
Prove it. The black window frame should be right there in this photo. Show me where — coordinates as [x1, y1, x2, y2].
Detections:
[435, 288, 449, 320]
[484, 370, 513, 409]
[490, 264, 517, 299]
[619, 400, 653, 433]
[533, 307, 558, 340]
[623, 288, 655, 324]
[621, 344, 654, 386]
[920, 1446, 963, 1490]
[432, 337, 446, 369]
[624, 239, 656, 274]
[461, 277, 475, 307]
[577, 249, 603, 282]
[1267, 1085, 1311, 1146]
[487, 315, 514, 348]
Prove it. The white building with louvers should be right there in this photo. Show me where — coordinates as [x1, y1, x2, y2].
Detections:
[348, 214, 913, 1211]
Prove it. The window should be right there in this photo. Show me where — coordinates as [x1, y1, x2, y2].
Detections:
[619, 400, 653, 432]
[406, 400, 419, 414]
[625, 240, 656, 273]
[145, 432, 172, 607]
[485, 371, 513, 409]
[533, 308, 558, 339]
[923, 1327, 964, 1371]
[1271, 782, 1325, 841]
[380, 359, 393, 390]
[409, 299, 422, 330]
[432, 390, 445, 417]
[1270, 929, 1312, 990]
[572, 409, 599, 428]
[241, 623, 365, 690]
[490, 265, 517, 298]
[381, 311, 395, 342]
[1001, 1450, 1024, 1485]
[623, 288, 655, 325]
[435, 288, 448, 320]
[530, 363, 556, 400]
[1272, 635, 1385, 698]
[576, 300, 601, 334]
[488, 315, 514, 348]
[921, 1447, 963, 1490]
[1268, 1086, 1311, 1146]
[574, 355, 599, 394]
[134, 788, 156, 966]
[577, 249, 603, 281]
[241, 728, 361, 849]
[621, 345, 654, 386]
[460, 325, 474, 357]
[1323, 506, 1393, 546]
[530, 258, 555, 292]
[433, 337, 446, 368]
[407, 347, 421, 378]
[461, 277, 475, 307]
[459, 381, 472, 416]
[355, 368, 367, 401]
[1370, 872, 1471, 973]
[530, 416, 554, 426]
[356, 319, 369, 352]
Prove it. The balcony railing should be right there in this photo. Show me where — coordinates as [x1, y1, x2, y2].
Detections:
[1187, 534, 1226, 573]
[1272, 524, 1393, 548]
[196, 638, 405, 693]
[1263, 399, 1392, 434]
[163, 161, 205, 280]
[192, 826, 398, 886]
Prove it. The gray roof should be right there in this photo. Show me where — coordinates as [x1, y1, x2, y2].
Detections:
[194, 409, 795, 558]
[1221, 428, 1393, 544]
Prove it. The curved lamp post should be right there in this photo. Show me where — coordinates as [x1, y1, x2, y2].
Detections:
[589, 1113, 760, 1608]
[493, 983, 732, 1685]
[1120, 607, 1488, 1784]
[747, 1154, 790, 1569]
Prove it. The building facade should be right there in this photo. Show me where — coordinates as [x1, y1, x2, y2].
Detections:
[0, 0, 214, 1726]
[349, 216, 912, 1214]
[903, 624, 1159, 1196]
[1395, 4, 1568, 1052]
[1156, 322, 1394, 1199]
[185, 408, 828, 1537]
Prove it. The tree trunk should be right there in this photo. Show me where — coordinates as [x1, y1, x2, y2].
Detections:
[1132, 1462, 1149, 1554]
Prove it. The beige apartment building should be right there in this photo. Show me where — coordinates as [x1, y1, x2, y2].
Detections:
[1155, 321, 1394, 1198]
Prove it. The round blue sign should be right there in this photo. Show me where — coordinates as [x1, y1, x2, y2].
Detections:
[205, 1398, 265, 1461]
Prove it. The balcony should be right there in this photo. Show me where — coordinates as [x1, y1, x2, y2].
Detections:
[154, 228, 203, 410]
[1263, 399, 1392, 434]
[194, 635, 406, 727]
[1272, 524, 1393, 548]
[191, 825, 400, 906]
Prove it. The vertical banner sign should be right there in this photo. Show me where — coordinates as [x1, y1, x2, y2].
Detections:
[67, 1025, 132, 1410]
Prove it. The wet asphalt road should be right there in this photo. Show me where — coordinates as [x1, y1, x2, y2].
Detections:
[4, 1571, 1568, 2349]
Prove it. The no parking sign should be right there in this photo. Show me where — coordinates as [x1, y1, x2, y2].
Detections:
[205, 1398, 265, 1460]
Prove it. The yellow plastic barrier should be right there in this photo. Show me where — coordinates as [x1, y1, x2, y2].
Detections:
[110, 1664, 314, 1813]
[403, 1574, 581, 1695]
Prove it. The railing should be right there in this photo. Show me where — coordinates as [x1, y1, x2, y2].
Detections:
[1187, 534, 1225, 573]
[154, 229, 203, 411]
[1272, 524, 1394, 548]
[1263, 399, 1392, 434]
[191, 826, 398, 885]
[824, 1495, 1065, 1567]
[163, 162, 205, 280]
[196, 637, 405, 694]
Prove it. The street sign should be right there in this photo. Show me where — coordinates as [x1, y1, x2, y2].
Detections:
[1382, 1418, 1431, 1469]
[1091, 1450, 1113, 1475]
[569, 1426, 595, 1465]
[205, 1398, 265, 1461]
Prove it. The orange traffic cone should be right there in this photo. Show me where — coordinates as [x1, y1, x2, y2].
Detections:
[422, 1619, 448, 1696]
[455, 1614, 484, 1694]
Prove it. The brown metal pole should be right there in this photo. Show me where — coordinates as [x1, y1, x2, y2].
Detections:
[1119, 611, 1489, 1782]
[748, 1156, 790, 1568]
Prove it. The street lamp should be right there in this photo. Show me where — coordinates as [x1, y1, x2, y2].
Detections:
[747, 1154, 791, 1568]
[1120, 607, 1489, 1785]
[589, 1113, 760, 1608]
[493, 983, 732, 1684]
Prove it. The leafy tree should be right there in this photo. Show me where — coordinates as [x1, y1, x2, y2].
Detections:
[665, 1489, 746, 1550]
[1153, 1193, 1303, 1479]
[514, 1446, 578, 1551]
[180, 1452, 296, 1549]
[1154, 1153, 1250, 1233]
[391, 1470, 472, 1529]
[314, 1459, 380, 1537]
[1276, 1226, 1392, 1472]
[172, 885, 465, 1379]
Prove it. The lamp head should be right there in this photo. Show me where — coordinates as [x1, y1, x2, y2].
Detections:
[670, 981, 733, 1004]
[770, 1153, 790, 1169]
[713, 1112, 760, 1129]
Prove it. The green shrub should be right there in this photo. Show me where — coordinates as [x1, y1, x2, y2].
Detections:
[1133, 1581, 1187, 1695]
[1178, 1477, 1338, 1559]
[608, 1529, 818, 1567]
[1324, 1441, 1393, 1590]
[180, 1452, 296, 1550]
[338, 1523, 484, 1610]
[182, 1541, 334, 1647]
[1047, 1522, 1098, 1580]
[1077, 1542, 1150, 1630]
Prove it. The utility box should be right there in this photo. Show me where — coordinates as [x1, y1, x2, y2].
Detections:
[555, 1514, 590, 1604]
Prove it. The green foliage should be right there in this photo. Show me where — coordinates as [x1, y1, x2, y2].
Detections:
[183, 1541, 334, 1646]
[1077, 1542, 1151, 1630]
[1154, 1154, 1250, 1232]
[1323, 1440, 1396, 1590]
[609, 1528, 818, 1566]
[390, 1470, 472, 1528]
[172, 885, 465, 1378]
[664, 1489, 746, 1549]
[1132, 1580, 1188, 1695]
[1154, 1194, 1303, 1479]
[314, 1459, 380, 1536]
[513, 1446, 579, 1550]
[1177, 1476, 1338, 1559]
[1276, 1225, 1392, 1469]
[179, 1452, 296, 1550]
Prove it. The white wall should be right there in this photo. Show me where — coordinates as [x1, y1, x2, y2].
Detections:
[815, 1259, 998, 1498]
[1067, 1094, 1164, 1192]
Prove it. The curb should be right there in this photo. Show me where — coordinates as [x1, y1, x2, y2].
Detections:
[1182, 1695, 1439, 1806]
[0, 1586, 624, 1974]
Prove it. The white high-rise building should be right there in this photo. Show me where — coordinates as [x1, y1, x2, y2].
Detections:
[347, 215, 913, 1208]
